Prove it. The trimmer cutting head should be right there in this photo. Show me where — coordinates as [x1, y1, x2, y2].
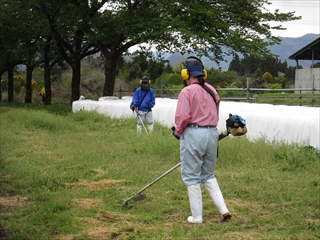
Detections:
[115, 202, 135, 207]
[132, 192, 147, 201]
[115, 192, 147, 207]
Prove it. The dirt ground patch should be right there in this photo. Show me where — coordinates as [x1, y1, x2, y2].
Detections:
[0, 196, 29, 207]
[73, 198, 102, 210]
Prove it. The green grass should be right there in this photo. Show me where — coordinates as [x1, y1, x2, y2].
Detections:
[0, 102, 319, 239]
[250, 92, 320, 106]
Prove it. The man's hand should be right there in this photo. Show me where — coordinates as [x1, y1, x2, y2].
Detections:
[171, 126, 180, 140]
[130, 105, 135, 112]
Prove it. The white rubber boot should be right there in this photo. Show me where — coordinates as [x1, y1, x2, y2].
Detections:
[137, 125, 142, 134]
[204, 178, 231, 221]
[147, 124, 154, 133]
[187, 185, 203, 223]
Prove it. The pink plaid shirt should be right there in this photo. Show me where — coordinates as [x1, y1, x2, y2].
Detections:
[175, 80, 220, 137]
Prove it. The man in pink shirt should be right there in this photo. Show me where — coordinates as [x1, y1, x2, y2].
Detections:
[173, 56, 231, 223]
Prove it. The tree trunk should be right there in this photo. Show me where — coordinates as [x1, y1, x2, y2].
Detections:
[0, 69, 6, 102]
[71, 58, 81, 104]
[0, 74, 2, 102]
[25, 64, 35, 103]
[7, 64, 14, 102]
[44, 66, 51, 105]
[43, 41, 51, 105]
[102, 55, 117, 96]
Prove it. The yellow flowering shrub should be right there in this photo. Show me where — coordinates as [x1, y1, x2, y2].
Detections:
[32, 79, 38, 91]
[13, 75, 39, 94]
[263, 71, 273, 84]
[13, 75, 25, 86]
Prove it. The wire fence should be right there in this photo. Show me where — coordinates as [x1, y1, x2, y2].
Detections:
[115, 86, 320, 107]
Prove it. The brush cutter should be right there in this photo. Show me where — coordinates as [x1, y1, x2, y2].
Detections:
[116, 130, 230, 207]
[115, 162, 182, 207]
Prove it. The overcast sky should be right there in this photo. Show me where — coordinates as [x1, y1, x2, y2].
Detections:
[267, 0, 319, 38]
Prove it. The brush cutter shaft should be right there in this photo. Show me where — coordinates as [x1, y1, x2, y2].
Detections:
[137, 162, 181, 192]
[122, 162, 181, 204]
[135, 108, 149, 134]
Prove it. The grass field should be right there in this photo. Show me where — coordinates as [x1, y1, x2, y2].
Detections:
[0, 102, 319, 240]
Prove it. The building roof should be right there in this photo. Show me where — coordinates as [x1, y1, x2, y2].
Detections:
[289, 37, 320, 60]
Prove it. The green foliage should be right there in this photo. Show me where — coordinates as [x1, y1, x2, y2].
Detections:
[275, 71, 287, 88]
[31, 67, 45, 86]
[272, 144, 320, 171]
[117, 55, 173, 84]
[250, 73, 268, 89]
[268, 83, 282, 89]
[206, 69, 245, 88]
[1, 103, 319, 239]
[155, 73, 182, 88]
[1, 0, 300, 102]
[218, 82, 246, 97]
[172, 64, 183, 75]
[153, 75, 184, 97]
[228, 53, 241, 72]
[229, 54, 291, 88]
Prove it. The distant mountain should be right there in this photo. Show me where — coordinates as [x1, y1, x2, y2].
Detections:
[269, 34, 319, 68]
[166, 33, 319, 71]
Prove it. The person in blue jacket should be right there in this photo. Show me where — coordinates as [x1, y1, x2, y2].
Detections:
[130, 76, 155, 133]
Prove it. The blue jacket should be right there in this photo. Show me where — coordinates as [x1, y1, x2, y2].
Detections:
[131, 87, 155, 111]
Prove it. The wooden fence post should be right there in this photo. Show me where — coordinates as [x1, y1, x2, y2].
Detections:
[246, 77, 250, 103]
